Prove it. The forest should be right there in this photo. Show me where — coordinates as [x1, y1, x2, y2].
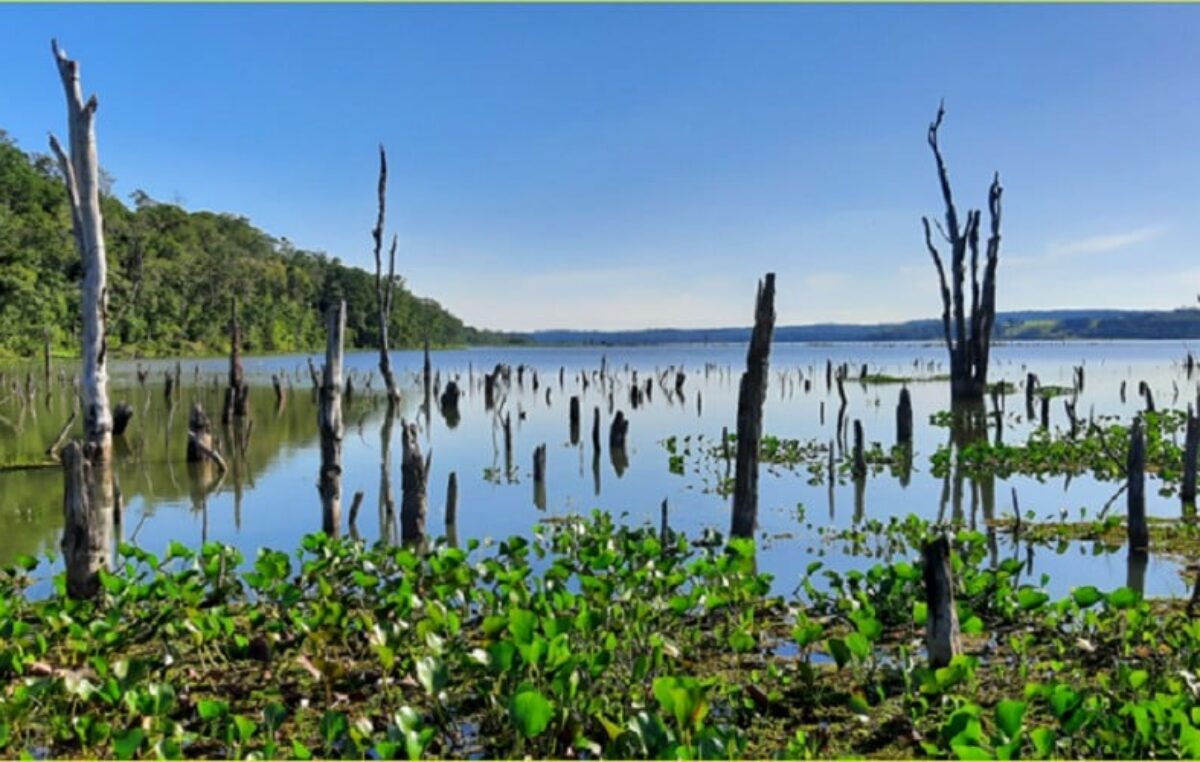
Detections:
[0, 132, 518, 359]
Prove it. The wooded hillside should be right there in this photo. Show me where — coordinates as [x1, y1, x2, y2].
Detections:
[0, 133, 515, 358]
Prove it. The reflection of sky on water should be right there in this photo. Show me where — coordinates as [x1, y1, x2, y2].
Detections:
[2, 340, 1197, 600]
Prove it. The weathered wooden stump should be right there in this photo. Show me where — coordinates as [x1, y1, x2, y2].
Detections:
[1128, 417, 1148, 552]
[897, 387, 913, 448]
[731, 273, 776, 539]
[318, 301, 346, 537]
[1184, 406, 1199, 516]
[439, 381, 462, 428]
[60, 441, 115, 599]
[533, 443, 547, 510]
[400, 420, 428, 546]
[609, 410, 629, 450]
[1138, 381, 1155, 413]
[112, 402, 133, 437]
[569, 396, 581, 445]
[1039, 395, 1050, 431]
[922, 534, 961, 668]
[852, 419, 866, 480]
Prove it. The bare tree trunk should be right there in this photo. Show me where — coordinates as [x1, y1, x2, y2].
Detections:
[60, 441, 113, 598]
[318, 301, 345, 537]
[923, 534, 961, 667]
[730, 273, 776, 539]
[533, 443, 547, 510]
[400, 420, 428, 545]
[852, 419, 866, 480]
[50, 40, 111, 460]
[1127, 417, 1148, 552]
[921, 103, 1003, 403]
[372, 146, 402, 407]
[896, 387, 913, 448]
[569, 395, 581, 445]
[1184, 406, 1199, 517]
[223, 297, 249, 422]
[50, 42, 115, 600]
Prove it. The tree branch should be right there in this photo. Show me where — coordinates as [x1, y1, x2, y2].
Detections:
[923, 217, 954, 355]
[927, 100, 960, 242]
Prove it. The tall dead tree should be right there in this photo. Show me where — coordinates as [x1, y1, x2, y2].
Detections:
[50, 40, 115, 598]
[371, 146, 401, 408]
[223, 297, 250, 422]
[401, 420, 429, 546]
[921, 103, 1003, 402]
[730, 273, 776, 539]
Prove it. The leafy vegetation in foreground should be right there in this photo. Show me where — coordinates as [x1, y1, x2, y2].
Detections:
[0, 134, 519, 358]
[5, 511, 1200, 759]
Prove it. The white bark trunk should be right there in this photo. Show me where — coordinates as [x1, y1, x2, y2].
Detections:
[50, 40, 111, 460]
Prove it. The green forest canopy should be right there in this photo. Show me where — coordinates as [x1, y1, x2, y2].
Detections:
[0, 131, 518, 359]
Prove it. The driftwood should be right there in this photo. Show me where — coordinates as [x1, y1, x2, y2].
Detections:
[730, 274, 776, 539]
[1127, 417, 1147, 552]
[923, 534, 961, 668]
[921, 103, 1003, 402]
[46, 409, 77, 460]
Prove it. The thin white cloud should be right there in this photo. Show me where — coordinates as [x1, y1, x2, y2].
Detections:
[1047, 226, 1165, 258]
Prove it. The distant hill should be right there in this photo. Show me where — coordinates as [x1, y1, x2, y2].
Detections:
[0, 133, 518, 358]
[528, 309, 1200, 346]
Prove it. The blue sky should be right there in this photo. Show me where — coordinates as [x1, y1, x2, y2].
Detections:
[2, 4, 1199, 331]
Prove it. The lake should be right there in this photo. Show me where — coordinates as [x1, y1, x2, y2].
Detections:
[1, 340, 1195, 600]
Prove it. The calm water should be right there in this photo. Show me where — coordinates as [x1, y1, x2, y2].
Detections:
[1, 340, 1196, 599]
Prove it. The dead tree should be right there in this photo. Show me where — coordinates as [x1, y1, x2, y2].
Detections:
[533, 443, 547, 510]
[318, 301, 346, 537]
[852, 420, 867, 480]
[923, 534, 962, 667]
[1127, 417, 1148, 552]
[50, 40, 112, 460]
[371, 146, 402, 407]
[222, 297, 250, 423]
[921, 103, 1003, 402]
[730, 273, 776, 539]
[569, 396, 581, 445]
[400, 420, 429, 545]
[112, 402, 133, 437]
[51, 41, 117, 599]
[897, 387, 913, 448]
[61, 442, 113, 599]
[1184, 406, 1199, 516]
[439, 380, 461, 428]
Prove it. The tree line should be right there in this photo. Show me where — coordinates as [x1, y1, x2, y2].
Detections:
[0, 132, 519, 359]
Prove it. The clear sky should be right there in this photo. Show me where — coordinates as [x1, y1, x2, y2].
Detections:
[2, 4, 1199, 332]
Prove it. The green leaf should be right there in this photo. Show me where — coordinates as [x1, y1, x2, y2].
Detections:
[1017, 588, 1050, 611]
[913, 601, 928, 626]
[233, 715, 257, 743]
[415, 656, 447, 696]
[510, 688, 553, 738]
[952, 744, 992, 760]
[197, 698, 229, 722]
[113, 728, 144, 760]
[961, 616, 984, 635]
[508, 609, 536, 645]
[292, 739, 313, 760]
[1030, 727, 1055, 758]
[1107, 587, 1139, 609]
[827, 638, 851, 670]
[1071, 585, 1103, 608]
[994, 699, 1026, 739]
